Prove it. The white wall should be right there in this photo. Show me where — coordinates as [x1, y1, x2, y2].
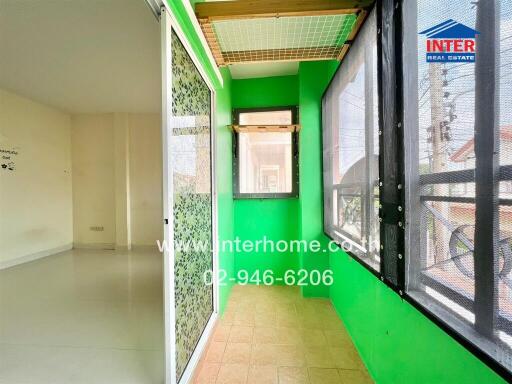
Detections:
[71, 113, 162, 249]
[71, 114, 116, 248]
[0, 89, 73, 268]
[0, 89, 162, 266]
[128, 114, 163, 246]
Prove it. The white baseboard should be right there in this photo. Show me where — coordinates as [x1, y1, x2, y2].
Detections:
[73, 242, 116, 250]
[0, 243, 73, 270]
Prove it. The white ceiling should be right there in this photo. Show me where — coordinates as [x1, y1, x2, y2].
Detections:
[229, 62, 299, 79]
[0, 0, 160, 114]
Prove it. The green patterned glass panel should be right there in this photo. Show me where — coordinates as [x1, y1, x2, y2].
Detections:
[170, 30, 213, 381]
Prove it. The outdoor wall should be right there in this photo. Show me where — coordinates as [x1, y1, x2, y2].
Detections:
[232, 75, 301, 281]
[0, 89, 73, 269]
[71, 113, 162, 249]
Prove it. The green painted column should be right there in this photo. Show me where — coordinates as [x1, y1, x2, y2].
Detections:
[298, 60, 339, 298]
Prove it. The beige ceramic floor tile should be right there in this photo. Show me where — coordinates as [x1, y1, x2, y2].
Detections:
[276, 345, 306, 367]
[278, 367, 310, 384]
[324, 329, 353, 348]
[254, 312, 277, 327]
[229, 326, 254, 343]
[250, 344, 278, 366]
[204, 342, 226, 363]
[247, 365, 277, 384]
[255, 302, 277, 314]
[234, 311, 256, 326]
[192, 286, 370, 384]
[329, 347, 365, 370]
[308, 368, 343, 384]
[253, 327, 278, 344]
[213, 325, 232, 342]
[275, 327, 303, 345]
[220, 311, 235, 326]
[216, 364, 249, 384]
[222, 343, 252, 364]
[301, 329, 327, 347]
[277, 315, 301, 328]
[338, 369, 374, 384]
[193, 362, 220, 384]
[305, 346, 337, 368]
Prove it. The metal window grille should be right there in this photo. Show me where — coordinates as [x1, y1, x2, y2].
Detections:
[404, 0, 512, 377]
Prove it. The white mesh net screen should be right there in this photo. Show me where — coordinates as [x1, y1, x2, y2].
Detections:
[211, 14, 356, 63]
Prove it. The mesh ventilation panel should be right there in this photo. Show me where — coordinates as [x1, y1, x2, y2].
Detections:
[210, 14, 357, 64]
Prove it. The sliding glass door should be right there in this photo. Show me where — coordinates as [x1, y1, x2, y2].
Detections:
[161, 8, 214, 384]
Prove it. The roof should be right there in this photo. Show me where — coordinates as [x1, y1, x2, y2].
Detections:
[450, 127, 512, 162]
[420, 19, 479, 39]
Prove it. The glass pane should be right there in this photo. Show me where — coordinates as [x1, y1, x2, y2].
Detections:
[171, 30, 213, 381]
[322, 8, 379, 270]
[239, 132, 292, 194]
[239, 110, 292, 125]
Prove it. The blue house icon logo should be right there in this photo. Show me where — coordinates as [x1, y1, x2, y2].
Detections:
[419, 20, 479, 63]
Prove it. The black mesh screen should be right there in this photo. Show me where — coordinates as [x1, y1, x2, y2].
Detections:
[404, 0, 512, 373]
[322, 8, 380, 270]
[383, 223, 399, 285]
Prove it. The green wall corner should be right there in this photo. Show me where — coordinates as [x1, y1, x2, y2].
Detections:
[231, 75, 301, 283]
[216, 68, 234, 314]
[298, 60, 339, 298]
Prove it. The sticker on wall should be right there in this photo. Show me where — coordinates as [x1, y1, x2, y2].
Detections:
[0, 147, 19, 171]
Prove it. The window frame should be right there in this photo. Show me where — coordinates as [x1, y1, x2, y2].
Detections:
[321, 6, 381, 273]
[232, 106, 300, 199]
[401, 0, 512, 381]
[320, 0, 512, 382]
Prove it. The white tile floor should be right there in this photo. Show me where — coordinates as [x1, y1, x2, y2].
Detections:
[0, 248, 164, 384]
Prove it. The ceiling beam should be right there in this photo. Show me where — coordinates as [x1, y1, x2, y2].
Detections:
[195, 0, 374, 21]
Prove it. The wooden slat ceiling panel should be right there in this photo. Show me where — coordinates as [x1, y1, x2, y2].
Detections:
[196, 0, 373, 67]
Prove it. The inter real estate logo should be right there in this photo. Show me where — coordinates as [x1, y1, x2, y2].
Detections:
[420, 19, 479, 63]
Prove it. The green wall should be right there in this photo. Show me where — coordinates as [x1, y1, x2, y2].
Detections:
[298, 61, 339, 297]
[232, 75, 300, 281]
[176, 3, 507, 381]
[169, 0, 234, 313]
[216, 68, 234, 313]
[329, 248, 505, 384]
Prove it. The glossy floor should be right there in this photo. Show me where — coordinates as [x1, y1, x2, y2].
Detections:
[0, 248, 164, 384]
[192, 285, 373, 384]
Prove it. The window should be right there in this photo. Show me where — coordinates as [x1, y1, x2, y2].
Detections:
[403, 0, 512, 376]
[233, 107, 299, 198]
[322, 8, 379, 270]
[321, 0, 512, 379]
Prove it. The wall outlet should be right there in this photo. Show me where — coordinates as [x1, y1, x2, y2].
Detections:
[89, 226, 104, 232]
